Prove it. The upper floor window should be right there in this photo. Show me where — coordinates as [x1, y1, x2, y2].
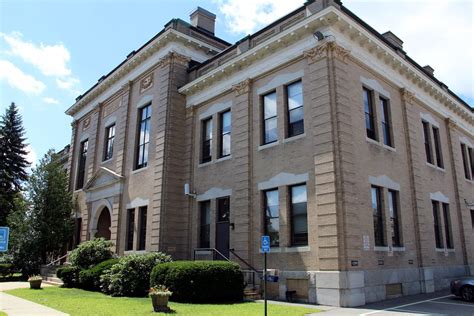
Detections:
[422, 121, 434, 165]
[264, 189, 279, 247]
[287, 81, 304, 138]
[199, 201, 211, 248]
[201, 117, 212, 163]
[219, 110, 231, 158]
[371, 186, 385, 247]
[432, 126, 443, 168]
[262, 91, 277, 144]
[379, 97, 393, 147]
[104, 124, 115, 161]
[136, 104, 151, 169]
[290, 184, 308, 246]
[363, 88, 376, 140]
[75, 139, 88, 190]
[137, 206, 147, 251]
[461, 143, 473, 180]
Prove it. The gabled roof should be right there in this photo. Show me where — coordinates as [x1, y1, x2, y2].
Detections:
[84, 167, 124, 191]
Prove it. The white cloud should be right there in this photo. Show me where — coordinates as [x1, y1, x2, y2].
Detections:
[25, 144, 37, 170]
[43, 97, 60, 105]
[56, 77, 80, 93]
[0, 60, 46, 94]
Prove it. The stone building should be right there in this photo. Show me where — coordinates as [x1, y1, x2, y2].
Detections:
[65, 0, 474, 307]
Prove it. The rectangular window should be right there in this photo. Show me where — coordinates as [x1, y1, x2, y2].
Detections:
[469, 147, 474, 180]
[287, 81, 304, 138]
[379, 97, 393, 147]
[432, 201, 443, 248]
[290, 184, 308, 246]
[263, 91, 278, 144]
[201, 117, 212, 163]
[137, 206, 147, 250]
[432, 127, 443, 168]
[388, 190, 401, 247]
[461, 143, 472, 180]
[264, 189, 279, 247]
[422, 121, 433, 164]
[442, 203, 453, 249]
[471, 209, 474, 229]
[136, 104, 151, 169]
[104, 124, 115, 161]
[371, 186, 385, 246]
[75, 139, 88, 190]
[363, 88, 376, 140]
[219, 110, 231, 158]
[217, 197, 230, 222]
[126, 209, 135, 251]
[199, 201, 211, 248]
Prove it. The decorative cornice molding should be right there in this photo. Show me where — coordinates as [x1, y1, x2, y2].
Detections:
[304, 41, 351, 64]
[158, 51, 191, 68]
[232, 79, 251, 96]
[400, 88, 415, 104]
[446, 118, 457, 130]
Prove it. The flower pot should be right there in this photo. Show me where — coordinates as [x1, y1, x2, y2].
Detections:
[29, 279, 42, 289]
[151, 294, 171, 312]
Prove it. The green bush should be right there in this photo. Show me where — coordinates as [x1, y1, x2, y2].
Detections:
[79, 258, 119, 291]
[150, 261, 244, 303]
[57, 266, 80, 288]
[101, 252, 171, 297]
[0, 263, 14, 277]
[69, 238, 114, 269]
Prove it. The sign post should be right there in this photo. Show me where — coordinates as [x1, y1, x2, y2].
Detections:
[261, 235, 270, 316]
[0, 227, 10, 252]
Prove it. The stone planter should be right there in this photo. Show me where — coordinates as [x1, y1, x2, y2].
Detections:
[151, 294, 171, 312]
[29, 279, 42, 289]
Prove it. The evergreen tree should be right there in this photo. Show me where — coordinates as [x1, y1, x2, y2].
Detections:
[28, 150, 74, 263]
[0, 102, 30, 226]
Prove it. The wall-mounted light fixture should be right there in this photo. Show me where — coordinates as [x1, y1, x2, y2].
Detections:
[313, 31, 335, 42]
[184, 183, 197, 198]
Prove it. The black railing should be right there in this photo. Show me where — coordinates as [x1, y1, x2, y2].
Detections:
[193, 248, 231, 261]
[229, 249, 262, 288]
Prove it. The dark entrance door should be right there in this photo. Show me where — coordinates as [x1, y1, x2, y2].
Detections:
[215, 197, 230, 260]
[95, 207, 111, 240]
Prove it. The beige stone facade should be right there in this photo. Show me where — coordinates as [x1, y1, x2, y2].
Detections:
[65, 1, 474, 307]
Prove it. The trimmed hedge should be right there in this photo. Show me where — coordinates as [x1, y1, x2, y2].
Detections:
[79, 258, 119, 291]
[101, 252, 172, 297]
[150, 261, 244, 303]
[57, 266, 80, 288]
[69, 238, 114, 269]
[0, 263, 14, 277]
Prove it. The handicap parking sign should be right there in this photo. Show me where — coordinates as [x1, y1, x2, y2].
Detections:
[0, 227, 9, 252]
[261, 235, 270, 253]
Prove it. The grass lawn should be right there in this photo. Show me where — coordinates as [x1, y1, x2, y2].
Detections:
[7, 287, 320, 316]
[0, 311, 7, 316]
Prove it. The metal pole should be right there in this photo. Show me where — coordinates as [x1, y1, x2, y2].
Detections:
[264, 252, 267, 316]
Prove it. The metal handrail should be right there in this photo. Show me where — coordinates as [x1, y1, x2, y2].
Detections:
[229, 248, 260, 274]
[193, 248, 231, 262]
[46, 253, 69, 266]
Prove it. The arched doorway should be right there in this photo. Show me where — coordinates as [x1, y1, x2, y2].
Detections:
[95, 207, 111, 240]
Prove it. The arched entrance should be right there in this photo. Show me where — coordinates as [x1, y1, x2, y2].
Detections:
[95, 207, 111, 240]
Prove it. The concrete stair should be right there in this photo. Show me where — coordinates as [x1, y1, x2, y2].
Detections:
[243, 285, 261, 300]
[40, 265, 64, 286]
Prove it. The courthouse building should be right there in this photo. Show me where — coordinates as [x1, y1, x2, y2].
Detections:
[65, 0, 474, 307]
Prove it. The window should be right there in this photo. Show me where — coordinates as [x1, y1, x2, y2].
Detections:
[379, 97, 393, 147]
[219, 111, 231, 158]
[471, 209, 474, 229]
[126, 209, 135, 251]
[388, 190, 401, 247]
[290, 184, 308, 246]
[263, 91, 277, 144]
[75, 139, 88, 190]
[201, 118, 212, 163]
[461, 143, 472, 180]
[371, 186, 385, 246]
[136, 104, 151, 169]
[432, 127, 443, 168]
[422, 121, 433, 164]
[287, 81, 304, 137]
[264, 189, 279, 247]
[217, 197, 230, 222]
[432, 201, 443, 248]
[469, 147, 474, 180]
[442, 203, 453, 249]
[199, 201, 211, 248]
[363, 88, 376, 140]
[104, 124, 115, 161]
[137, 206, 147, 250]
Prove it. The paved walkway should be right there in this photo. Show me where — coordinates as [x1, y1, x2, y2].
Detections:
[0, 282, 68, 316]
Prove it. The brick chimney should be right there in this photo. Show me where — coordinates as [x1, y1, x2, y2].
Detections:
[382, 31, 403, 50]
[190, 7, 216, 35]
[423, 65, 435, 76]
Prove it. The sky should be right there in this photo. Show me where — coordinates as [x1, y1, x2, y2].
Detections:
[0, 0, 473, 168]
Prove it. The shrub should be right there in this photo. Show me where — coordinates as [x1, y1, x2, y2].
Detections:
[150, 261, 244, 303]
[79, 258, 119, 291]
[69, 238, 114, 269]
[0, 263, 14, 277]
[57, 266, 80, 288]
[101, 252, 172, 297]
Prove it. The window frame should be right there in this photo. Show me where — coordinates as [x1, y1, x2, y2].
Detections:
[125, 208, 135, 251]
[371, 186, 386, 247]
[218, 110, 231, 158]
[289, 184, 308, 247]
[103, 123, 115, 161]
[442, 203, 453, 249]
[379, 97, 393, 147]
[199, 201, 211, 248]
[263, 188, 280, 247]
[432, 200, 444, 249]
[216, 196, 230, 223]
[286, 80, 304, 138]
[201, 117, 213, 163]
[262, 91, 278, 145]
[137, 206, 147, 251]
[431, 126, 443, 168]
[75, 139, 88, 190]
[388, 189, 402, 247]
[363, 88, 377, 141]
[422, 120, 434, 165]
[135, 104, 152, 170]
[461, 143, 472, 180]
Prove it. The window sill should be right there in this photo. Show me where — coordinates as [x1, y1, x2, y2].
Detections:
[124, 250, 147, 255]
[131, 166, 148, 174]
[198, 161, 213, 168]
[366, 137, 396, 152]
[259, 246, 310, 253]
[374, 246, 389, 251]
[216, 155, 232, 163]
[73, 188, 84, 194]
[258, 141, 279, 151]
[283, 133, 306, 143]
[101, 158, 113, 164]
[426, 162, 445, 173]
[464, 178, 474, 184]
[436, 248, 455, 253]
[392, 247, 406, 252]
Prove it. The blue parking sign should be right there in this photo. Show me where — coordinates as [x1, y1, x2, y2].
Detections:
[261, 235, 270, 253]
[0, 227, 9, 252]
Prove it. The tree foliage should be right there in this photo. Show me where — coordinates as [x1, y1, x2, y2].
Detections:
[0, 102, 30, 225]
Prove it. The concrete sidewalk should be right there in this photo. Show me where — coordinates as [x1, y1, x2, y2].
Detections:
[0, 282, 68, 316]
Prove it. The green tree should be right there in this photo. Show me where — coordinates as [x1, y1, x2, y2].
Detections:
[28, 150, 74, 263]
[0, 102, 30, 226]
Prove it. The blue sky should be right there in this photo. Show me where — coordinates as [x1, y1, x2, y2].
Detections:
[0, 0, 472, 166]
